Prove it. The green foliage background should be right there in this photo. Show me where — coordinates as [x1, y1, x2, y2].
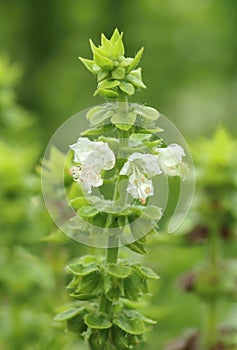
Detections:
[0, 1, 237, 349]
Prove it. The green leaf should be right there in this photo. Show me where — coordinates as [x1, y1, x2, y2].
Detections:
[117, 207, 132, 216]
[98, 79, 121, 89]
[137, 127, 163, 133]
[98, 136, 119, 145]
[94, 88, 119, 98]
[137, 106, 159, 121]
[102, 273, 112, 294]
[127, 333, 143, 347]
[124, 272, 144, 301]
[127, 68, 146, 89]
[140, 315, 157, 325]
[75, 255, 99, 264]
[89, 330, 110, 350]
[87, 108, 113, 126]
[86, 106, 113, 126]
[66, 262, 98, 276]
[110, 28, 121, 44]
[86, 105, 103, 119]
[124, 309, 156, 326]
[130, 67, 142, 79]
[66, 276, 79, 290]
[79, 57, 97, 75]
[132, 265, 160, 280]
[78, 206, 99, 218]
[112, 36, 125, 58]
[93, 50, 114, 71]
[85, 312, 112, 329]
[111, 112, 136, 131]
[54, 307, 84, 321]
[67, 181, 84, 199]
[66, 312, 87, 333]
[78, 272, 101, 294]
[130, 218, 152, 241]
[81, 127, 108, 136]
[89, 39, 111, 59]
[98, 70, 109, 81]
[129, 133, 152, 146]
[113, 312, 145, 335]
[101, 33, 112, 51]
[114, 124, 132, 131]
[70, 196, 89, 210]
[112, 327, 129, 349]
[89, 38, 98, 53]
[106, 285, 123, 301]
[120, 58, 133, 67]
[126, 241, 146, 255]
[119, 82, 135, 96]
[129, 206, 144, 216]
[70, 293, 96, 300]
[142, 206, 163, 220]
[105, 263, 131, 278]
[128, 47, 144, 72]
[90, 213, 107, 228]
[112, 66, 126, 79]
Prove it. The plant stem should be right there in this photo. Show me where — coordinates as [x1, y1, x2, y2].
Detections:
[99, 236, 119, 315]
[99, 176, 120, 314]
[106, 237, 119, 264]
[99, 95, 127, 316]
[202, 224, 220, 349]
[117, 93, 128, 103]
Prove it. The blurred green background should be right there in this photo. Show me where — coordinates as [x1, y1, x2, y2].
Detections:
[0, 1, 237, 349]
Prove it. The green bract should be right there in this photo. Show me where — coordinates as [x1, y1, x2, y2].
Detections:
[79, 29, 146, 99]
[86, 103, 160, 129]
[54, 254, 159, 348]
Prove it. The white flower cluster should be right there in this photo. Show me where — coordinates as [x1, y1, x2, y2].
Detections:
[69, 137, 187, 204]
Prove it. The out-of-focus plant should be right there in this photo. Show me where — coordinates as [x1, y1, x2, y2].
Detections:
[52, 29, 187, 350]
[0, 56, 84, 350]
[0, 56, 48, 349]
[166, 128, 237, 350]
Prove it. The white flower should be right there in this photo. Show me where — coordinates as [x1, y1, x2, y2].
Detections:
[120, 153, 161, 204]
[127, 172, 154, 205]
[157, 144, 186, 177]
[69, 137, 115, 193]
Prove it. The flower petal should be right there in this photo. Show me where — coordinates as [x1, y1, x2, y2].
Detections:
[120, 153, 161, 178]
[157, 144, 186, 176]
[79, 166, 103, 193]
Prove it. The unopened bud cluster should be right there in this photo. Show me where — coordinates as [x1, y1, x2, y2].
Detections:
[79, 29, 146, 99]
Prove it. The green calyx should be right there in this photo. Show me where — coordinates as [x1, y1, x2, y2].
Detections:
[63, 255, 159, 302]
[79, 28, 146, 99]
[55, 255, 158, 349]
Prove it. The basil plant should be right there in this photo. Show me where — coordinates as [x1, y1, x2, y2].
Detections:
[53, 29, 187, 350]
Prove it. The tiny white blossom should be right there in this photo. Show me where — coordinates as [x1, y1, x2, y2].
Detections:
[127, 172, 154, 205]
[157, 144, 186, 177]
[69, 137, 115, 193]
[120, 153, 161, 204]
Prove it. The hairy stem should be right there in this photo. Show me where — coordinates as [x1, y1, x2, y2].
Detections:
[99, 234, 119, 316]
[106, 240, 119, 264]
